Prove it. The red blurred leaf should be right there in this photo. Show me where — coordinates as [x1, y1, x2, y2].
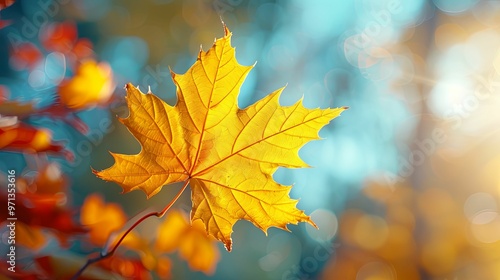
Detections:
[0, 121, 71, 159]
[0, 85, 8, 101]
[0, 19, 11, 29]
[71, 38, 94, 61]
[40, 21, 77, 54]
[0, 191, 86, 244]
[10, 42, 42, 71]
[35, 255, 117, 280]
[99, 257, 153, 280]
[0, 167, 86, 246]
[0, 0, 15, 10]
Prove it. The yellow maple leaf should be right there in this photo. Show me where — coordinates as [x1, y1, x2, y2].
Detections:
[95, 26, 346, 250]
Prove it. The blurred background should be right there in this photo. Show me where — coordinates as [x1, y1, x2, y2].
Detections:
[1, 0, 500, 279]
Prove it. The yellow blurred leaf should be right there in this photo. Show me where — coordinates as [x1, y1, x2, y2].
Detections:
[58, 60, 114, 110]
[80, 194, 140, 249]
[156, 210, 219, 275]
[155, 256, 172, 279]
[95, 26, 346, 250]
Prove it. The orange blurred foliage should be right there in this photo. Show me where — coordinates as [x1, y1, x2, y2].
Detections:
[80, 195, 220, 278]
[99, 257, 153, 280]
[156, 210, 220, 275]
[0, 120, 69, 158]
[80, 194, 141, 249]
[16, 221, 47, 250]
[1, 163, 86, 251]
[322, 174, 500, 280]
[322, 183, 421, 280]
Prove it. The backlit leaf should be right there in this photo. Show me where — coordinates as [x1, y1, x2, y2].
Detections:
[95, 26, 346, 250]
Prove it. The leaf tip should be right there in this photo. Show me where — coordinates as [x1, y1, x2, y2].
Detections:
[168, 66, 176, 78]
[199, 44, 204, 57]
[224, 240, 232, 252]
[222, 21, 230, 37]
[308, 218, 318, 229]
[302, 215, 319, 229]
[298, 93, 305, 103]
[90, 166, 99, 176]
[138, 184, 162, 199]
[342, 106, 349, 110]
[124, 82, 135, 91]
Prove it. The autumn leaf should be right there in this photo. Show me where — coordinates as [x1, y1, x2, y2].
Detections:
[40, 21, 78, 54]
[0, 16, 11, 29]
[9, 42, 42, 71]
[0, 119, 71, 159]
[58, 60, 115, 110]
[40, 21, 94, 63]
[0, 0, 15, 10]
[156, 210, 219, 274]
[31, 162, 67, 194]
[154, 256, 172, 279]
[95, 26, 346, 250]
[80, 194, 141, 249]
